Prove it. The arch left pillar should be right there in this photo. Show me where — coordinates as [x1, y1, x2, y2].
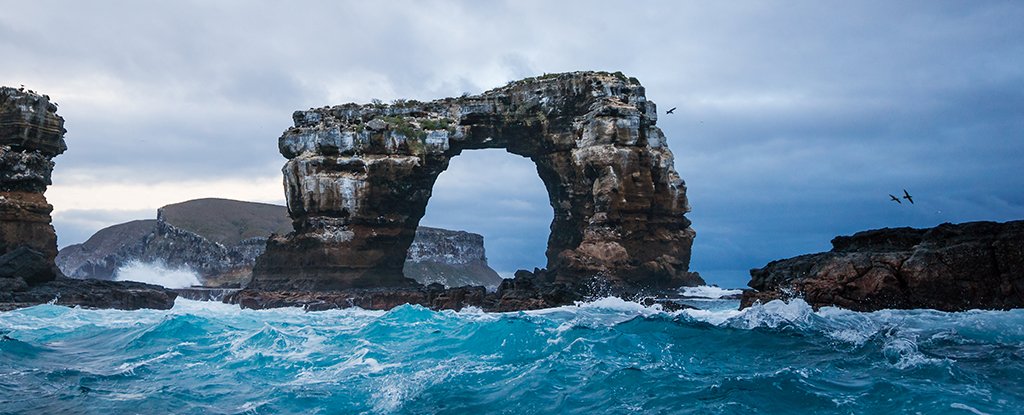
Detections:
[252, 150, 449, 290]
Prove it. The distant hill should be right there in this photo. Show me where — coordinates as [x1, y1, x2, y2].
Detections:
[57, 198, 503, 289]
[159, 198, 292, 246]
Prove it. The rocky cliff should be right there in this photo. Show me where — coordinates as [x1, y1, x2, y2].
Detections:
[57, 198, 289, 287]
[404, 227, 502, 289]
[0, 86, 66, 284]
[56, 219, 156, 280]
[1, 86, 175, 310]
[741, 221, 1024, 311]
[251, 71, 702, 297]
[57, 198, 504, 288]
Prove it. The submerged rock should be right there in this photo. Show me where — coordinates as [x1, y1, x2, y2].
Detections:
[741, 220, 1024, 311]
[57, 198, 504, 289]
[252, 71, 702, 298]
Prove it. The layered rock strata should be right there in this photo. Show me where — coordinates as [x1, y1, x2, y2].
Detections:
[741, 221, 1024, 311]
[404, 226, 503, 289]
[0, 86, 176, 311]
[58, 198, 503, 289]
[0, 86, 66, 283]
[252, 71, 702, 297]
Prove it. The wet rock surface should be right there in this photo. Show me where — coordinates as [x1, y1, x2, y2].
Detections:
[0, 277, 177, 311]
[252, 71, 702, 299]
[741, 220, 1024, 311]
[1, 86, 176, 311]
[227, 268, 688, 312]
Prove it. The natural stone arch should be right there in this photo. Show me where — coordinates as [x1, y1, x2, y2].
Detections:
[251, 72, 700, 293]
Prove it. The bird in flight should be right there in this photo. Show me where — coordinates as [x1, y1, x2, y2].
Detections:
[666, 107, 676, 114]
[903, 189, 914, 204]
[889, 194, 902, 204]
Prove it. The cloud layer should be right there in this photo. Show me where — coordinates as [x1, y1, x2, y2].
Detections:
[3, 1, 1022, 287]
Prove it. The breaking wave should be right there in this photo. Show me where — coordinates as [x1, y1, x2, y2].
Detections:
[114, 260, 201, 289]
[1, 297, 1022, 414]
[679, 285, 743, 299]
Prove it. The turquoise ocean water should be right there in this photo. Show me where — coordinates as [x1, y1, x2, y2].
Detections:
[1, 291, 1022, 414]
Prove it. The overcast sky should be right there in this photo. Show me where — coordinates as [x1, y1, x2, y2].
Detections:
[3, 1, 1022, 287]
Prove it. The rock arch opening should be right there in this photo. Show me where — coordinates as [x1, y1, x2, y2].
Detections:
[251, 72, 701, 293]
[418, 148, 552, 277]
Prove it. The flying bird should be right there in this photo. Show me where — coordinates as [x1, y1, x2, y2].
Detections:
[889, 194, 902, 204]
[903, 189, 914, 204]
[666, 107, 676, 114]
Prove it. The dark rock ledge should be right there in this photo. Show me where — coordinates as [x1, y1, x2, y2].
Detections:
[225, 269, 692, 312]
[741, 220, 1024, 311]
[1, 276, 176, 312]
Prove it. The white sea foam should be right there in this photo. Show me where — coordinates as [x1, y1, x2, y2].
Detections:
[117, 351, 181, 375]
[950, 403, 992, 415]
[114, 260, 201, 289]
[679, 285, 743, 299]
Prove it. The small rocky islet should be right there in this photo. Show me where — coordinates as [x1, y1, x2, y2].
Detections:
[2, 73, 1023, 313]
[742, 220, 1024, 311]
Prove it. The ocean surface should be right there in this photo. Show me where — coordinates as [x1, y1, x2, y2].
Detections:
[1, 289, 1022, 414]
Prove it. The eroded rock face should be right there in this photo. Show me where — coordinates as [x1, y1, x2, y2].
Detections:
[741, 221, 1024, 311]
[404, 227, 503, 289]
[252, 71, 701, 295]
[0, 86, 66, 283]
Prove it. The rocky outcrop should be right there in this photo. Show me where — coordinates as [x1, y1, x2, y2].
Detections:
[2, 244, 175, 311]
[741, 221, 1024, 311]
[0, 277, 177, 311]
[58, 198, 504, 288]
[1, 86, 66, 284]
[1, 86, 175, 311]
[252, 71, 702, 298]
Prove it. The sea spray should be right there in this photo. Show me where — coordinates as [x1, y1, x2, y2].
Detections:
[1, 294, 1022, 414]
[114, 260, 201, 288]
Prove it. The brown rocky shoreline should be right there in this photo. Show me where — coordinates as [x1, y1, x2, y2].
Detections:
[224, 268, 693, 312]
[741, 220, 1024, 311]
